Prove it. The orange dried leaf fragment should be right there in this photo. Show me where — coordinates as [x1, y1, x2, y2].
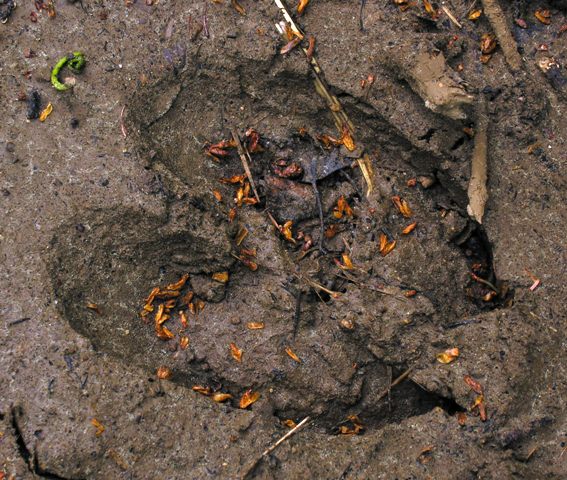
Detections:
[145, 286, 160, 305]
[422, 0, 438, 18]
[457, 412, 467, 426]
[283, 419, 297, 428]
[231, 0, 246, 16]
[157, 366, 173, 379]
[247, 321, 265, 330]
[228, 207, 237, 222]
[239, 389, 260, 409]
[468, 9, 482, 21]
[297, 0, 309, 15]
[39, 102, 53, 122]
[281, 37, 301, 55]
[281, 220, 296, 243]
[91, 418, 105, 436]
[471, 394, 487, 421]
[340, 125, 356, 152]
[404, 289, 417, 297]
[156, 325, 175, 340]
[402, 222, 417, 234]
[338, 253, 354, 270]
[212, 271, 229, 283]
[220, 174, 246, 185]
[212, 189, 223, 202]
[235, 226, 248, 246]
[230, 342, 243, 362]
[480, 33, 497, 54]
[180, 336, 189, 350]
[464, 375, 484, 394]
[436, 347, 460, 364]
[391, 195, 412, 217]
[166, 273, 189, 291]
[379, 233, 396, 257]
[86, 302, 101, 314]
[285, 346, 301, 363]
[333, 196, 354, 219]
[213, 392, 233, 403]
[339, 415, 364, 435]
[192, 385, 212, 396]
[535, 9, 551, 25]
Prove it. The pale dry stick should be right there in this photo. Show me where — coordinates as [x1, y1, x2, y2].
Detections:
[120, 105, 127, 138]
[467, 96, 488, 224]
[231, 128, 261, 203]
[273, 0, 355, 134]
[375, 367, 413, 401]
[241, 417, 311, 480]
[441, 5, 462, 28]
[481, 0, 522, 71]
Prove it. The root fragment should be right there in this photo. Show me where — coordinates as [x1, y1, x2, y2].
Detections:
[481, 0, 522, 71]
[467, 97, 489, 224]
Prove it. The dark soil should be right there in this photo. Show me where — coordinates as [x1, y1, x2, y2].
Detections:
[1, 1, 566, 479]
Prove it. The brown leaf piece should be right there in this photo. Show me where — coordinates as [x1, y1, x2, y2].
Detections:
[285, 347, 301, 363]
[436, 347, 460, 364]
[157, 366, 172, 379]
[239, 389, 260, 409]
[230, 342, 243, 362]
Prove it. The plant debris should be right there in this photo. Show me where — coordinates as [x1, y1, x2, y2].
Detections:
[338, 415, 364, 435]
[91, 418, 105, 436]
[51, 52, 86, 91]
[230, 342, 243, 362]
[436, 347, 459, 364]
[39, 103, 53, 122]
[239, 389, 260, 409]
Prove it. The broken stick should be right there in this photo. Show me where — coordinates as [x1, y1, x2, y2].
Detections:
[241, 417, 311, 479]
[481, 0, 522, 71]
[467, 96, 489, 224]
[231, 128, 261, 203]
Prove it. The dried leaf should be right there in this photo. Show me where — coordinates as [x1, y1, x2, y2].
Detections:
[480, 34, 497, 54]
[457, 412, 467, 425]
[281, 220, 296, 243]
[212, 189, 223, 202]
[145, 286, 160, 305]
[283, 419, 297, 428]
[285, 346, 301, 363]
[404, 289, 417, 297]
[180, 336, 189, 350]
[155, 325, 174, 340]
[192, 385, 212, 396]
[212, 271, 229, 283]
[470, 394, 487, 421]
[535, 9, 551, 25]
[280, 37, 301, 55]
[91, 418, 105, 436]
[468, 9, 482, 21]
[157, 366, 172, 379]
[297, 0, 309, 15]
[239, 256, 258, 271]
[340, 125, 355, 152]
[220, 174, 246, 185]
[86, 302, 101, 314]
[391, 195, 413, 217]
[336, 253, 354, 270]
[39, 102, 53, 122]
[212, 392, 233, 403]
[155, 290, 181, 299]
[235, 226, 248, 245]
[325, 224, 340, 238]
[379, 234, 396, 257]
[239, 389, 260, 409]
[155, 304, 165, 324]
[247, 321, 265, 330]
[230, 342, 243, 362]
[231, 0, 246, 16]
[402, 222, 417, 234]
[333, 196, 354, 219]
[228, 207, 237, 222]
[464, 375, 483, 394]
[166, 273, 189, 291]
[339, 415, 364, 435]
[436, 347, 460, 364]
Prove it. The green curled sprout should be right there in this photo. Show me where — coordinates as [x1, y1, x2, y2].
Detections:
[51, 51, 86, 91]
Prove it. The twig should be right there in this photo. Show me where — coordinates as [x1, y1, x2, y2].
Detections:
[231, 128, 261, 203]
[376, 367, 413, 401]
[467, 96, 488, 223]
[480, 0, 522, 71]
[441, 5, 462, 28]
[120, 105, 127, 138]
[8, 317, 31, 327]
[241, 417, 311, 480]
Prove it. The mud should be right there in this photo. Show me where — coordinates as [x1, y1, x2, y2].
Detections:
[1, 1, 566, 479]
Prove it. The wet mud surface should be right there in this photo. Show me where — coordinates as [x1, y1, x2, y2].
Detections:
[1, 1, 566, 479]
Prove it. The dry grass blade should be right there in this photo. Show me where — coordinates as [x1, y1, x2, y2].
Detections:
[467, 97, 489, 223]
[231, 128, 261, 203]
